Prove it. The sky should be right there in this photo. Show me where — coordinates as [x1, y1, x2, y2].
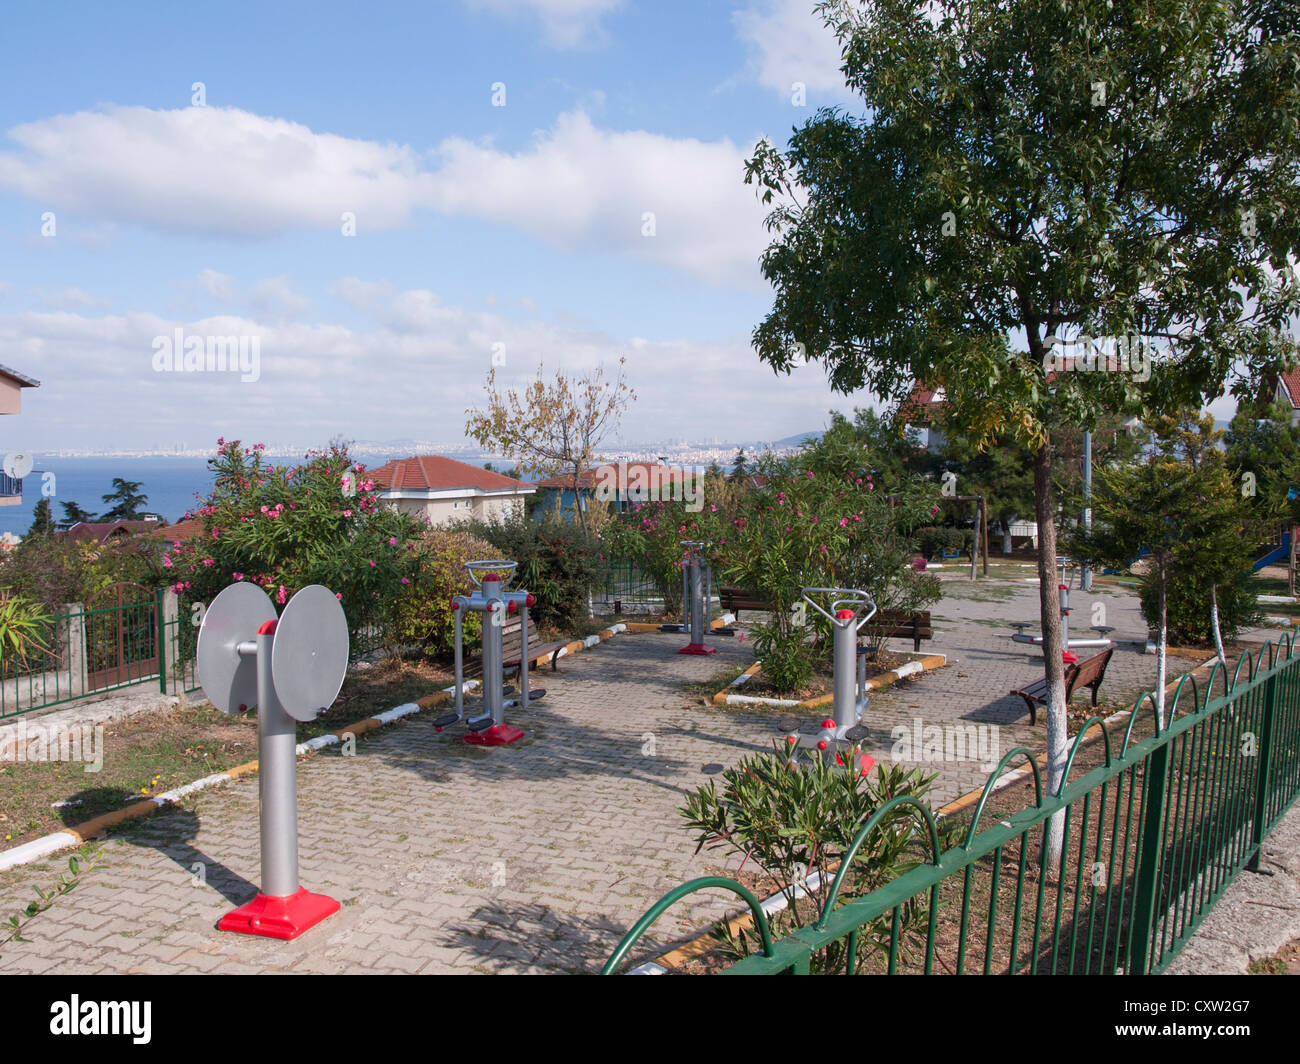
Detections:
[0, 0, 1240, 456]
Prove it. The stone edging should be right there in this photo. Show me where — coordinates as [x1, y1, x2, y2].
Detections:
[711, 654, 947, 708]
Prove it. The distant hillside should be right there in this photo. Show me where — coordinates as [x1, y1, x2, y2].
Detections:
[770, 430, 824, 449]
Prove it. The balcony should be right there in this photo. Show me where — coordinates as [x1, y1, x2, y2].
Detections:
[0, 471, 23, 504]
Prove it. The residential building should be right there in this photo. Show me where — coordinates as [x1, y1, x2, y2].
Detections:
[0, 363, 41, 508]
[371, 455, 535, 526]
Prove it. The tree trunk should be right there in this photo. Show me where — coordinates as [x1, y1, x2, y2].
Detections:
[1210, 583, 1227, 673]
[1155, 567, 1167, 729]
[1033, 439, 1068, 877]
[572, 468, 588, 534]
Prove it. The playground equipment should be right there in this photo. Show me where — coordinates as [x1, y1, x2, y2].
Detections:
[434, 561, 540, 746]
[784, 588, 876, 773]
[667, 541, 721, 654]
[197, 582, 349, 940]
[1010, 556, 1113, 664]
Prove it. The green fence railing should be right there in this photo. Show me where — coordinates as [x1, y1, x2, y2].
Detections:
[593, 558, 725, 616]
[605, 631, 1300, 975]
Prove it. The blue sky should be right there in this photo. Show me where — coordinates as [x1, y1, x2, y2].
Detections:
[0, 0, 1240, 455]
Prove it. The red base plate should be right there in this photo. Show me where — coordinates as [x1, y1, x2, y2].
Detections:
[463, 723, 526, 746]
[1062, 651, 1079, 664]
[678, 644, 716, 655]
[217, 888, 340, 940]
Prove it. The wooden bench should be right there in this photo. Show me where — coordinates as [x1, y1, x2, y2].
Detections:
[1010, 648, 1114, 725]
[718, 585, 770, 618]
[463, 616, 568, 677]
[866, 609, 934, 652]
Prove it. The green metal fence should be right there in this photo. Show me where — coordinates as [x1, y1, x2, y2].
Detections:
[593, 558, 724, 615]
[1, 588, 205, 719]
[605, 631, 1300, 975]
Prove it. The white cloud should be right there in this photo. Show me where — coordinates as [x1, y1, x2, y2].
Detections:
[0, 106, 771, 287]
[0, 105, 434, 238]
[30, 287, 109, 310]
[461, 0, 624, 48]
[732, 0, 849, 96]
[197, 269, 234, 301]
[251, 277, 310, 316]
[0, 288, 855, 450]
[426, 111, 770, 286]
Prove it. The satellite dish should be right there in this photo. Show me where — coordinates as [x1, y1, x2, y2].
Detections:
[197, 583, 276, 715]
[3, 452, 33, 479]
[272, 585, 350, 722]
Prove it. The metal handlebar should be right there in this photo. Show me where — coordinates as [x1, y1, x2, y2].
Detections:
[465, 560, 519, 589]
[801, 587, 878, 631]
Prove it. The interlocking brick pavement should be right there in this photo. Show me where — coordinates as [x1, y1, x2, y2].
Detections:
[0, 574, 1252, 974]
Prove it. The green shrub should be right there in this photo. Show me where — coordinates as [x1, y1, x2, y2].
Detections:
[914, 525, 964, 559]
[1139, 565, 1260, 646]
[751, 618, 813, 691]
[680, 747, 954, 973]
[462, 511, 600, 633]
[383, 528, 499, 655]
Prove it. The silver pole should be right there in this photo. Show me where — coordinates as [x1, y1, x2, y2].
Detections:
[689, 557, 704, 646]
[453, 602, 464, 719]
[519, 600, 530, 706]
[483, 577, 503, 726]
[257, 628, 298, 898]
[1082, 429, 1093, 592]
[833, 615, 856, 730]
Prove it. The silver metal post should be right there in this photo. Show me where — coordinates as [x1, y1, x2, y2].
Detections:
[453, 602, 464, 719]
[1081, 429, 1093, 592]
[519, 602, 530, 706]
[257, 628, 298, 898]
[833, 615, 856, 730]
[689, 559, 704, 646]
[483, 576, 503, 726]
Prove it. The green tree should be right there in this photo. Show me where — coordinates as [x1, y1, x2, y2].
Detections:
[744, 0, 1300, 865]
[56, 501, 95, 530]
[26, 498, 54, 537]
[99, 478, 148, 522]
[728, 448, 749, 483]
[1226, 397, 1300, 592]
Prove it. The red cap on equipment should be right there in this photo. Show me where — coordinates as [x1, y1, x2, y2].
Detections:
[836, 608, 854, 619]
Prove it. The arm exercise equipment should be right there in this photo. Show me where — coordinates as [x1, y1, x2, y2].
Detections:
[197, 582, 349, 940]
[1009, 558, 1112, 663]
[783, 587, 876, 775]
[433, 560, 538, 746]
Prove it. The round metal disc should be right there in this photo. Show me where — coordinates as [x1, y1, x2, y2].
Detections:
[272, 585, 350, 722]
[3, 452, 33, 479]
[197, 583, 276, 715]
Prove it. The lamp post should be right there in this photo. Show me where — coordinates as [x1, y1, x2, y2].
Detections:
[1081, 429, 1093, 592]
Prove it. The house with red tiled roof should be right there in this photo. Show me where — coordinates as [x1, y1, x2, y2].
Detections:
[58, 518, 164, 544]
[1264, 366, 1300, 426]
[370, 455, 535, 526]
[532, 462, 699, 518]
[898, 381, 948, 454]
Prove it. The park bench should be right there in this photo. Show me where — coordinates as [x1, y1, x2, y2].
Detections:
[866, 609, 934, 652]
[718, 585, 770, 618]
[1010, 647, 1115, 725]
[463, 616, 568, 677]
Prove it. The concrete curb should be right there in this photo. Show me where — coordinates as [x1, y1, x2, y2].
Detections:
[710, 653, 947, 709]
[0, 617, 653, 875]
[625, 650, 1219, 974]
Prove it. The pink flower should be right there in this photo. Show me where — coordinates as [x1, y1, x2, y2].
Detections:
[234, 572, 244, 581]
[807, 471, 815, 479]
[163, 555, 173, 568]
[369, 560, 377, 567]
[839, 518, 848, 528]
[261, 505, 269, 514]
[202, 558, 215, 567]
[343, 510, 353, 518]
[335, 592, 343, 600]
[401, 577, 410, 585]
[277, 586, 288, 604]
[389, 537, 398, 546]
[931, 505, 940, 515]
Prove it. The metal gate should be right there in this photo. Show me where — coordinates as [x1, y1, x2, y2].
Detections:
[84, 582, 159, 693]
